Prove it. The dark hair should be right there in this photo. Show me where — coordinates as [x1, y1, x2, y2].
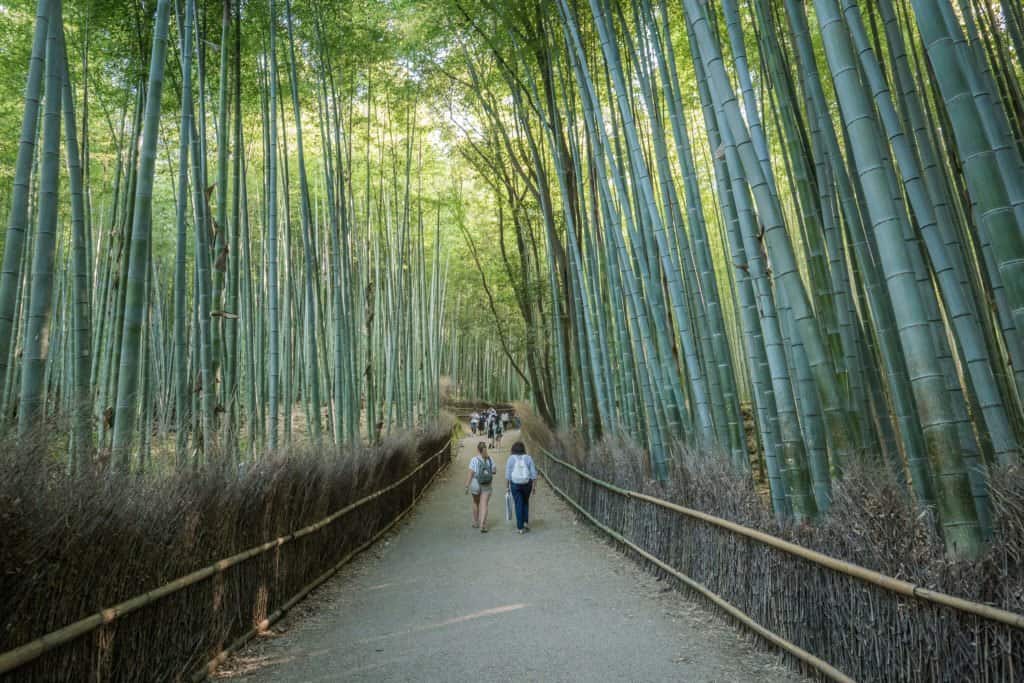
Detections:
[477, 441, 487, 452]
[510, 441, 526, 455]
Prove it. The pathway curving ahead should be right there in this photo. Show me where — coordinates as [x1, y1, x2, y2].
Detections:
[218, 432, 799, 682]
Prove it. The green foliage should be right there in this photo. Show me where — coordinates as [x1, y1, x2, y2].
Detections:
[1, 0, 1022, 558]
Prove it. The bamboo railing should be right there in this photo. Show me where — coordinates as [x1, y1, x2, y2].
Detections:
[538, 447, 1024, 682]
[0, 439, 453, 679]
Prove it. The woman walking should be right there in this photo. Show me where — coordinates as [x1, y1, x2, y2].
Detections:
[487, 414, 498, 449]
[494, 415, 505, 447]
[465, 441, 496, 532]
[505, 441, 537, 534]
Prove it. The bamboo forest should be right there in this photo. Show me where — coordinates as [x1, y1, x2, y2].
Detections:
[2, 0, 1024, 680]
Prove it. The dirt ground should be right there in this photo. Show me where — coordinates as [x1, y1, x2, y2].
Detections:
[215, 430, 801, 682]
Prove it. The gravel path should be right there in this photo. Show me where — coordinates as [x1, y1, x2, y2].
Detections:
[217, 431, 800, 682]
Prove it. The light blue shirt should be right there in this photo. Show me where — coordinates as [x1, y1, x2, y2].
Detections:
[505, 453, 538, 483]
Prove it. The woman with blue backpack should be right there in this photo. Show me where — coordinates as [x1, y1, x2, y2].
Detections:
[465, 441, 496, 532]
[505, 441, 538, 534]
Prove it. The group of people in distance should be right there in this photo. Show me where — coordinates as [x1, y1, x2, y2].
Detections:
[464, 440, 537, 535]
[468, 408, 514, 449]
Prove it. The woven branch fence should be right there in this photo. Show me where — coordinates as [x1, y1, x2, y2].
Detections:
[0, 431, 453, 682]
[539, 448, 1024, 682]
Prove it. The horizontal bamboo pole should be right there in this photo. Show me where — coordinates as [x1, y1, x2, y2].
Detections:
[193, 448, 452, 681]
[536, 463, 855, 683]
[0, 440, 452, 675]
[540, 448, 1024, 630]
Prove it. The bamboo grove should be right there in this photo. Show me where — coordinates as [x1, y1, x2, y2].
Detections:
[0, 0, 466, 474]
[3, 0, 1024, 558]
[430, 0, 1024, 557]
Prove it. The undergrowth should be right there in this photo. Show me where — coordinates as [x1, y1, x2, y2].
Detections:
[0, 420, 452, 682]
[521, 409, 1024, 681]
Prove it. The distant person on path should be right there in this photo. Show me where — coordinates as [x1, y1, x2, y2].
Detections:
[506, 441, 538, 534]
[501, 410, 510, 431]
[465, 441, 496, 532]
[494, 416, 505, 447]
[469, 411, 480, 435]
[487, 413, 498, 449]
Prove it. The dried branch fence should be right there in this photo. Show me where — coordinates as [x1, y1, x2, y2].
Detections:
[0, 432, 453, 682]
[539, 448, 1024, 682]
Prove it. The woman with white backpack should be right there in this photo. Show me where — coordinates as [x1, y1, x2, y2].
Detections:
[505, 441, 538, 534]
[464, 441, 496, 532]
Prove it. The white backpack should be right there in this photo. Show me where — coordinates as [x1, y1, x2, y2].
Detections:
[510, 455, 531, 484]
